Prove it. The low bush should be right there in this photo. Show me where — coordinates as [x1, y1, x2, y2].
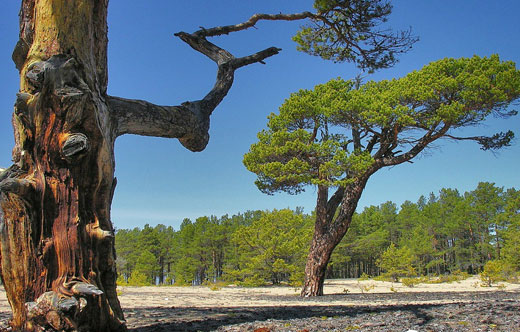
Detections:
[203, 280, 230, 291]
[480, 260, 514, 287]
[358, 273, 371, 281]
[401, 277, 422, 287]
[239, 275, 267, 287]
[127, 271, 150, 286]
[426, 270, 470, 284]
[116, 274, 128, 286]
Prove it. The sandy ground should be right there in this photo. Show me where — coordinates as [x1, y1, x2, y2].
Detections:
[115, 276, 520, 308]
[0, 277, 518, 331]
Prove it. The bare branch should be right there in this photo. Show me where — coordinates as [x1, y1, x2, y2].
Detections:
[174, 32, 234, 65]
[108, 96, 209, 152]
[109, 41, 280, 153]
[192, 12, 315, 37]
[229, 47, 282, 69]
[444, 134, 486, 142]
[111, 24, 281, 152]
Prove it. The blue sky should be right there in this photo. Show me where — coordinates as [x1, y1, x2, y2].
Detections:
[1, 1, 519, 230]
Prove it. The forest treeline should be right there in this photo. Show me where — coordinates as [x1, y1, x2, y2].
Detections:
[115, 182, 520, 286]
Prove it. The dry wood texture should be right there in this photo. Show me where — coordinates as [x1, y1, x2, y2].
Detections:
[1, 1, 123, 330]
[0, 1, 280, 330]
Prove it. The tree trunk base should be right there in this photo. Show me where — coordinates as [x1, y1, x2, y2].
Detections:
[23, 282, 126, 332]
[300, 276, 325, 297]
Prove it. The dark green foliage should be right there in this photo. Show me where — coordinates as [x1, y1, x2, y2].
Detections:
[294, 0, 418, 70]
[501, 189, 520, 270]
[131, 250, 156, 285]
[115, 183, 519, 284]
[244, 56, 520, 197]
[115, 224, 174, 285]
[478, 131, 515, 150]
[115, 211, 266, 286]
[329, 202, 394, 277]
[328, 182, 519, 278]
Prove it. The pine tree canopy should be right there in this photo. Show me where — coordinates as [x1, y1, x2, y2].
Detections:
[244, 55, 520, 195]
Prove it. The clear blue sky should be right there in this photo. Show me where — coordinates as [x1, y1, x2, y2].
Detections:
[1, 1, 519, 230]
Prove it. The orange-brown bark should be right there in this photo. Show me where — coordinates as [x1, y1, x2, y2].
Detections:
[1, 1, 123, 330]
[1, 1, 281, 330]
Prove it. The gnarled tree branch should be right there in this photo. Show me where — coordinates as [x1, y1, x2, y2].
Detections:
[108, 96, 209, 151]
[110, 3, 416, 151]
[110, 25, 281, 152]
[193, 12, 316, 37]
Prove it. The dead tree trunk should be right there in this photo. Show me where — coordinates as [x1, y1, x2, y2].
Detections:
[0, 1, 124, 330]
[0, 1, 279, 330]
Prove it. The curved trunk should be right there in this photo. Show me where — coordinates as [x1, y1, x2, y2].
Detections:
[300, 179, 369, 297]
[0, 1, 125, 330]
[300, 232, 336, 296]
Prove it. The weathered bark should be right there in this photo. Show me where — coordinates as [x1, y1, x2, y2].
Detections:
[301, 232, 336, 296]
[0, 1, 280, 330]
[301, 181, 367, 297]
[0, 1, 123, 330]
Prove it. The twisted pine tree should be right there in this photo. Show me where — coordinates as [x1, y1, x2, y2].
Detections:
[244, 55, 520, 296]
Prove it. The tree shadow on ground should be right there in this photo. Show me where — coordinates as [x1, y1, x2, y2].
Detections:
[126, 303, 442, 331]
[126, 291, 519, 331]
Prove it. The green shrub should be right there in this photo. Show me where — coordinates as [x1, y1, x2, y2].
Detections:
[239, 275, 267, 287]
[173, 279, 190, 286]
[203, 280, 230, 291]
[356, 282, 375, 293]
[288, 269, 305, 287]
[127, 271, 150, 286]
[373, 274, 392, 282]
[451, 269, 471, 281]
[498, 262, 520, 283]
[480, 260, 506, 287]
[479, 260, 520, 286]
[426, 270, 471, 284]
[401, 277, 421, 287]
[116, 274, 128, 286]
[358, 273, 371, 281]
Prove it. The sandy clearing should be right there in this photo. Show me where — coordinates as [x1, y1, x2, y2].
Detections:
[0, 276, 517, 312]
[116, 276, 519, 309]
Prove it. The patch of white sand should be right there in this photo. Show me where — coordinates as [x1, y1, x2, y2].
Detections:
[0, 276, 517, 312]
[116, 276, 520, 308]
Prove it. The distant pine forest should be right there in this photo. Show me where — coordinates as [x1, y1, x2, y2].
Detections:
[115, 182, 520, 286]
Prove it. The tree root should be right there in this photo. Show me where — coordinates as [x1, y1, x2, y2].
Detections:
[24, 282, 106, 332]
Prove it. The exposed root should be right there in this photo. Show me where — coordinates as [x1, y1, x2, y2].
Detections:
[24, 282, 106, 331]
